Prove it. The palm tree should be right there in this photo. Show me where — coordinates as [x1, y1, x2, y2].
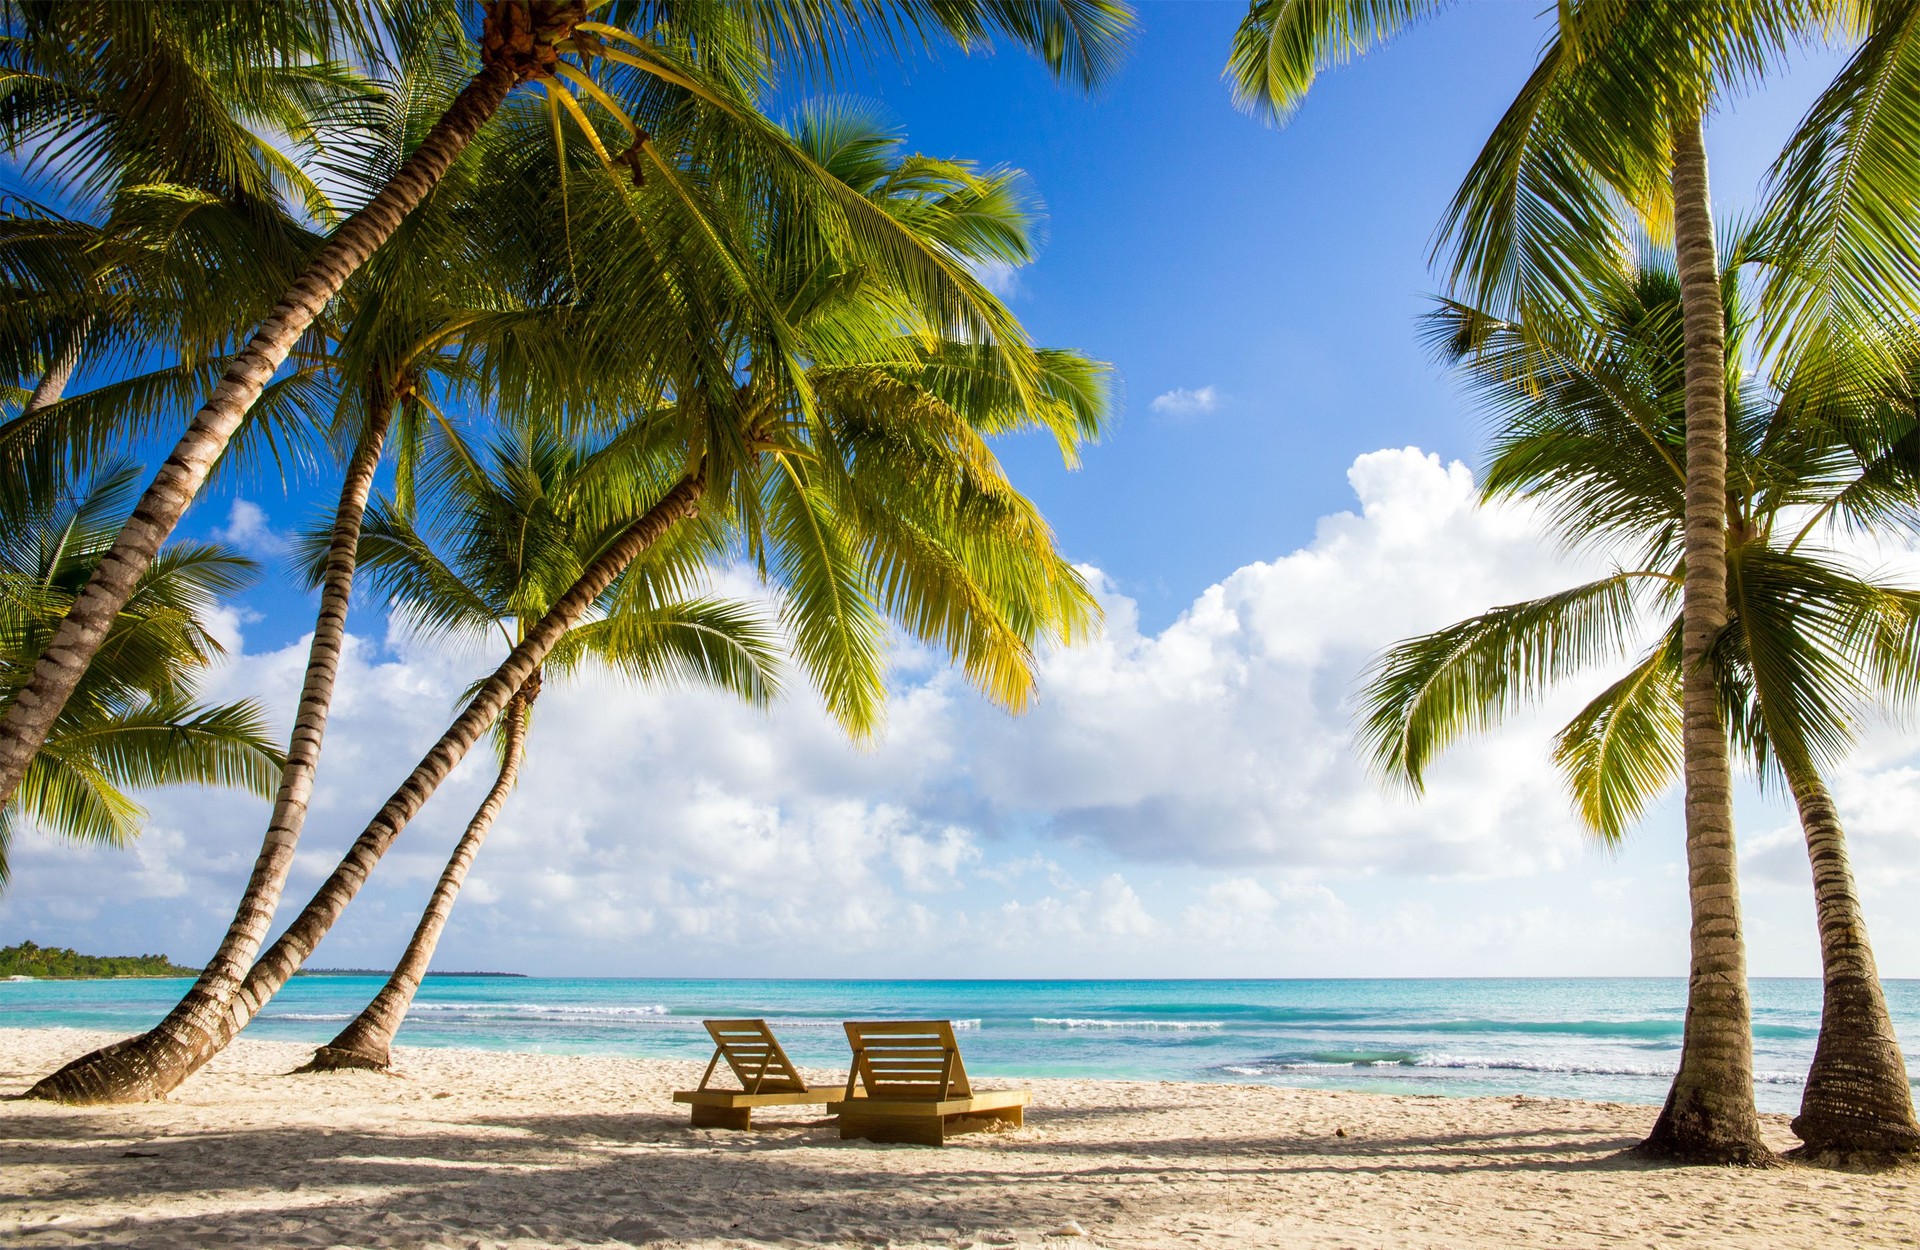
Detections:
[214, 104, 1106, 1077]
[1758, 0, 1920, 371]
[5, 22, 745, 1105]
[0, 462, 284, 882]
[0, 0, 1134, 825]
[299, 424, 781, 1071]
[1, 0, 382, 1004]
[0, 0, 373, 427]
[1228, 0, 1856, 1163]
[1358, 249, 1920, 1159]
[25, 95, 1108, 1103]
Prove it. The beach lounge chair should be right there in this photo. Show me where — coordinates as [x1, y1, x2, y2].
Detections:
[672, 1019, 836, 1129]
[828, 1020, 1029, 1145]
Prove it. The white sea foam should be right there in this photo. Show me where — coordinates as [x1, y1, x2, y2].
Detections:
[271, 1012, 354, 1022]
[1234, 1060, 1407, 1072]
[1413, 1053, 1668, 1077]
[409, 1002, 672, 1017]
[1409, 1053, 1804, 1084]
[1032, 1018, 1224, 1031]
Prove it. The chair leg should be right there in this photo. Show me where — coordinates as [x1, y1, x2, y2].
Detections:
[690, 1104, 753, 1130]
[839, 1111, 945, 1146]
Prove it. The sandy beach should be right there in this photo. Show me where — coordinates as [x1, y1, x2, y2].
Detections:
[2, 1028, 1914, 1248]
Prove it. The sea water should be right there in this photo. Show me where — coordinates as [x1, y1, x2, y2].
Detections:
[6, 977, 1916, 1114]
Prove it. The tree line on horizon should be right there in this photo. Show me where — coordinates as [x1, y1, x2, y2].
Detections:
[0, 940, 198, 978]
[1, 0, 1917, 1171]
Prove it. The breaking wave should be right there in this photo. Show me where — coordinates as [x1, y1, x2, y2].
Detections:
[409, 1002, 672, 1018]
[1033, 1018, 1225, 1031]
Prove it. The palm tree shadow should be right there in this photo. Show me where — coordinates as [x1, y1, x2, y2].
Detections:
[0, 1096, 1819, 1248]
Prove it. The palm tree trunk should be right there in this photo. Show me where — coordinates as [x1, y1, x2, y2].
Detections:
[1639, 107, 1773, 1166]
[1784, 765, 1920, 1158]
[26, 474, 703, 1103]
[20, 391, 399, 1102]
[0, 50, 524, 814]
[21, 323, 88, 415]
[303, 678, 537, 1072]
[1637, 108, 1773, 1165]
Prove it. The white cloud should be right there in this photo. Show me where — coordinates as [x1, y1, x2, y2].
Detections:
[8, 447, 1916, 978]
[212, 498, 291, 557]
[1149, 385, 1218, 418]
[969, 258, 1025, 299]
[959, 448, 1610, 875]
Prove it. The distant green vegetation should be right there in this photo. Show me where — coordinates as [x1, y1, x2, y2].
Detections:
[0, 941, 198, 979]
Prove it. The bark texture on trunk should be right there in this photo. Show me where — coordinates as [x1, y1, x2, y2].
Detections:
[24, 392, 400, 1103]
[1639, 110, 1773, 1167]
[21, 324, 88, 415]
[25, 476, 703, 1102]
[304, 679, 536, 1073]
[1786, 767, 1920, 1159]
[0, 58, 518, 817]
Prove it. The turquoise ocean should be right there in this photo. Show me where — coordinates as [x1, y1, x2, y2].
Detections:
[7, 977, 1917, 1114]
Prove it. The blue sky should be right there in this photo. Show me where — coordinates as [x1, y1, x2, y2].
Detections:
[10, 5, 1916, 982]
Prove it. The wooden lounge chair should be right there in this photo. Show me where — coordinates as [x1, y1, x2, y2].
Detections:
[828, 1020, 1029, 1145]
[671, 1019, 836, 1129]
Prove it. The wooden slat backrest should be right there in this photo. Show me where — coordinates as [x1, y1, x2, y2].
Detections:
[696, 1019, 809, 1094]
[841, 1020, 971, 1101]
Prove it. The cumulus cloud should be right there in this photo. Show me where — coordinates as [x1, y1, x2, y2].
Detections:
[8, 447, 1910, 978]
[969, 258, 1025, 299]
[960, 448, 1611, 875]
[1149, 385, 1218, 419]
[212, 499, 290, 557]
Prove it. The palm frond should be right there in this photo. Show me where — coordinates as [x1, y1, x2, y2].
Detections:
[1356, 573, 1643, 789]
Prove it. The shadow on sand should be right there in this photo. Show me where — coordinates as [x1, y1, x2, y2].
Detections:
[0, 1089, 1715, 1249]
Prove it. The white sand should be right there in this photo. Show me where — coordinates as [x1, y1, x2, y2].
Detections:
[2, 1027, 1914, 1248]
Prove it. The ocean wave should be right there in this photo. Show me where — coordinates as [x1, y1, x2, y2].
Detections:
[1227, 1057, 1418, 1073]
[1330, 1017, 1816, 1041]
[1032, 1018, 1225, 1031]
[267, 1012, 354, 1022]
[409, 1002, 672, 1017]
[1412, 1052, 1671, 1078]
[1411, 1054, 1806, 1084]
[746, 1016, 978, 1029]
[1222, 1051, 1808, 1085]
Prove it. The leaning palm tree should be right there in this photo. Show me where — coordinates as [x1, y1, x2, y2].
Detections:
[1229, 0, 1847, 1163]
[299, 424, 781, 1072]
[0, 0, 375, 423]
[0, 0, 1134, 824]
[4, 23, 771, 1107]
[0, 462, 284, 883]
[27, 94, 1108, 1103]
[1358, 249, 1920, 1159]
[217, 105, 1106, 1074]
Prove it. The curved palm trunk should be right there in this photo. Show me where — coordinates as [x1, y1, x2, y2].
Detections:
[1785, 766, 1920, 1157]
[303, 679, 537, 1072]
[0, 36, 529, 813]
[22, 393, 399, 1101]
[21, 323, 88, 416]
[26, 474, 703, 1103]
[1639, 109, 1773, 1166]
